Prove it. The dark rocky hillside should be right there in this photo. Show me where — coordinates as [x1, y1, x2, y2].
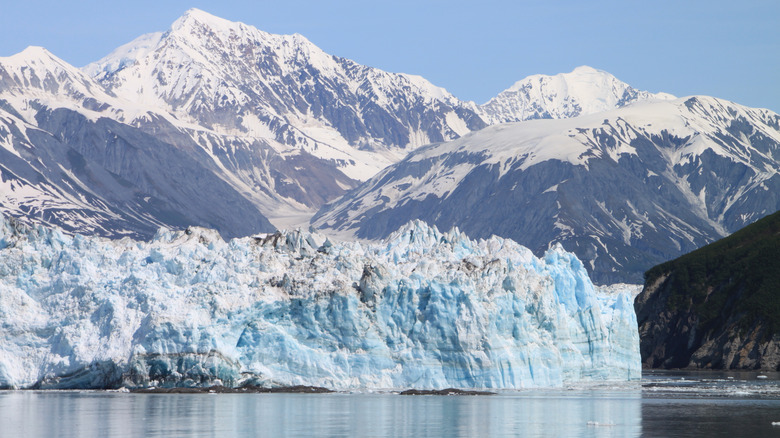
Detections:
[635, 209, 780, 370]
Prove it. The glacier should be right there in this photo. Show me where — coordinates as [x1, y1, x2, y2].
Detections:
[0, 216, 640, 390]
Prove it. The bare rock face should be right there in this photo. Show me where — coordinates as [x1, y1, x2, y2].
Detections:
[690, 328, 780, 370]
[636, 276, 780, 370]
[635, 274, 699, 368]
[635, 210, 780, 370]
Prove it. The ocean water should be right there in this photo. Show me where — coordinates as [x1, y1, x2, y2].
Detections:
[2, 372, 780, 437]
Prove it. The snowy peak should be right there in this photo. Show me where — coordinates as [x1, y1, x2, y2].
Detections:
[167, 7, 288, 52]
[2, 45, 59, 63]
[82, 32, 163, 77]
[165, 9, 333, 78]
[1, 46, 75, 81]
[100, 8, 339, 89]
[0, 45, 119, 118]
[167, 8, 309, 48]
[86, 8, 485, 179]
[4, 45, 56, 62]
[173, 8, 237, 31]
[1, 46, 90, 93]
[479, 66, 674, 124]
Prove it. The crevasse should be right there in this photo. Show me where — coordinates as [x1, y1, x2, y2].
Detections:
[0, 217, 640, 389]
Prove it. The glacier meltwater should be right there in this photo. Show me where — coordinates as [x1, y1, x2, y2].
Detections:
[0, 217, 640, 390]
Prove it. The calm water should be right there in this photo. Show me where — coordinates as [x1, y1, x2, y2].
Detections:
[2, 372, 780, 437]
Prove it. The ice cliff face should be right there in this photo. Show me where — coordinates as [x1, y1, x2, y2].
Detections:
[0, 216, 639, 390]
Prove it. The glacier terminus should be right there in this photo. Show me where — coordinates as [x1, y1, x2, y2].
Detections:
[0, 216, 640, 390]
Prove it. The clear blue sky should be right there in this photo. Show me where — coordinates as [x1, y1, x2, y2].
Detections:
[1, 0, 778, 111]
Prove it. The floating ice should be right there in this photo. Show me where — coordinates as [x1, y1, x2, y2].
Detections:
[0, 217, 640, 389]
[586, 421, 616, 427]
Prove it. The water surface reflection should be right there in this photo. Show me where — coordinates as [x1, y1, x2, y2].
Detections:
[1, 390, 642, 437]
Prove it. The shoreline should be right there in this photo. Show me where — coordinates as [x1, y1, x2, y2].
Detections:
[2, 371, 777, 395]
[132, 385, 335, 394]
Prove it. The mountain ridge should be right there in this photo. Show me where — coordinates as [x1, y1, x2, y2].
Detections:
[313, 96, 780, 284]
[0, 8, 729, 245]
[480, 65, 675, 124]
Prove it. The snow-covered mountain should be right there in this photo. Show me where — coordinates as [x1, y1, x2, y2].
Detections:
[0, 216, 640, 389]
[87, 9, 486, 181]
[479, 66, 675, 124]
[0, 8, 702, 241]
[0, 46, 278, 239]
[313, 96, 780, 284]
[0, 9, 486, 237]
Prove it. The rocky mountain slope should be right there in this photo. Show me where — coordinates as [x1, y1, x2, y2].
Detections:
[0, 47, 277, 239]
[635, 209, 780, 370]
[1, 9, 673, 239]
[313, 97, 780, 284]
[87, 9, 486, 181]
[0, 10, 483, 237]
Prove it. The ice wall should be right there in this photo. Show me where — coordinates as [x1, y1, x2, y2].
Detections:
[0, 217, 640, 389]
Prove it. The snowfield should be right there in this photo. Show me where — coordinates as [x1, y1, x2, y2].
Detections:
[0, 216, 640, 390]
